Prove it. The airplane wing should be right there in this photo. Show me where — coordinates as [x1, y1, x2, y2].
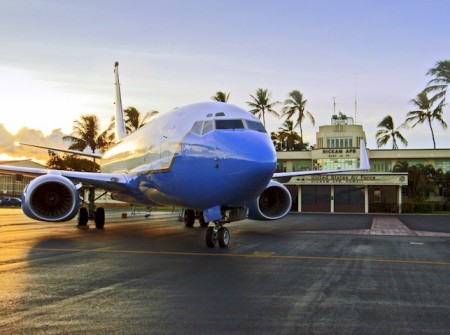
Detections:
[0, 165, 129, 192]
[273, 139, 370, 180]
[17, 142, 102, 159]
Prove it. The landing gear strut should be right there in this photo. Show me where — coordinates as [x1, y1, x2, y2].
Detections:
[77, 187, 106, 230]
[205, 224, 230, 248]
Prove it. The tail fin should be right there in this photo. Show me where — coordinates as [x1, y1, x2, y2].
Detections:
[359, 139, 370, 170]
[114, 62, 127, 142]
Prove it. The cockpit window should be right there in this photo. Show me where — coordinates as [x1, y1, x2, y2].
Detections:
[202, 120, 214, 135]
[191, 121, 203, 135]
[246, 120, 267, 133]
[215, 119, 245, 130]
[192, 118, 266, 136]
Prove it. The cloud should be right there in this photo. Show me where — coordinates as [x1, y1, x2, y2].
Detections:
[0, 124, 68, 163]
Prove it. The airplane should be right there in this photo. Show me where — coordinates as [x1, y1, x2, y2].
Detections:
[0, 62, 370, 248]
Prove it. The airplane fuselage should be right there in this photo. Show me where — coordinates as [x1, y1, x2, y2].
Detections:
[101, 102, 277, 210]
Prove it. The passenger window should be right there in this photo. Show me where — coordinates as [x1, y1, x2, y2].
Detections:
[202, 120, 214, 135]
[191, 121, 203, 135]
[215, 119, 244, 130]
[246, 120, 267, 133]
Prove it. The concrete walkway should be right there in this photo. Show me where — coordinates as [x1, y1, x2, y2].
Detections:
[370, 216, 415, 236]
[304, 215, 450, 237]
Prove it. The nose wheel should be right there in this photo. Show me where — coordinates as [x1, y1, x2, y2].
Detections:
[206, 226, 230, 248]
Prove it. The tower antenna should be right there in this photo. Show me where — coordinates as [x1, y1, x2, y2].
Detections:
[354, 78, 358, 122]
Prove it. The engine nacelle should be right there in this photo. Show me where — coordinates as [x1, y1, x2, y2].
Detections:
[248, 180, 292, 220]
[22, 174, 81, 222]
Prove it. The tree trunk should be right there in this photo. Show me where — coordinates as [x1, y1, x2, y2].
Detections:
[428, 118, 436, 149]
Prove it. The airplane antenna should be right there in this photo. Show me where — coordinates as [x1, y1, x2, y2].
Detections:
[114, 62, 128, 142]
[354, 80, 358, 122]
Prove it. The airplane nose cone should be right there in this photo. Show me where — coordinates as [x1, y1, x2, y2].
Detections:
[216, 132, 276, 204]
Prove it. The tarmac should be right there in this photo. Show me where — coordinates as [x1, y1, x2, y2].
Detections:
[0, 208, 449, 335]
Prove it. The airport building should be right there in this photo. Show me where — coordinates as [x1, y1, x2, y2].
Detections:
[277, 113, 450, 213]
[0, 159, 46, 199]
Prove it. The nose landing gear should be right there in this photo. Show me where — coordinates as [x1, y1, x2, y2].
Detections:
[205, 225, 230, 248]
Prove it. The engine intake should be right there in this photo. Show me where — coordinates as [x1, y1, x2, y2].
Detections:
[22, 174, 81, 222]
[248, 180, 292, 220]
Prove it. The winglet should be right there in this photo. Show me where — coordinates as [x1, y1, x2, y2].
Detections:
[359, 139, 370, 170]
[114, 62, 128, 142]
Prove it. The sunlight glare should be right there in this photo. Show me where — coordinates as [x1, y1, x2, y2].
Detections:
[0, 66, 102, 135]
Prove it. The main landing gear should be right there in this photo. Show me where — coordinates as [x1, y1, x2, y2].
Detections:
[77, 207, 105, 229]
[205, 224, 230, 248]
[77, 187, 106, 230]
[183, 209, 210, 228]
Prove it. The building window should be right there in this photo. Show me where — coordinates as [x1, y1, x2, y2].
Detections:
[435, 160, 450, 173]
[276, 161, 287, 172]
[327, 136, 353, 148]
[292, 161, 312, 171]
[371, 161, 392, 172]
[322, 158, 357, 170]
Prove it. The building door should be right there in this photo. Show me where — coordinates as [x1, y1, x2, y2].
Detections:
[334, 185, 365, 212]
[368, 185, 398, 212]
[302, 185, 331, 212]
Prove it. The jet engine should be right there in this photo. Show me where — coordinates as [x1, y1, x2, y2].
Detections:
[248, 180, 292, 220]
[22, 174, 81, 222]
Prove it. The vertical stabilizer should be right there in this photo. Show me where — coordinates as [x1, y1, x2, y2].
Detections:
[114, 62, 127, 142]
[359, 139, 370, 170]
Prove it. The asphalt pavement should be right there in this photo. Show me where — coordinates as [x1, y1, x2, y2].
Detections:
[0, 208, 449, 335]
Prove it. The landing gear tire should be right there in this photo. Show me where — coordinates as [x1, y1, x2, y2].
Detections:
[198, 212, 209, 227]
[205, 227, 218, 248]
[94, 207, 105, 229]
[184, 209, 195, 227]
[78, 208, 89, 226]
[218, 227, 230, 248]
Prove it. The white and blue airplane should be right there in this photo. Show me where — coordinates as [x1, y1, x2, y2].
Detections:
[0, 62, 370, 247]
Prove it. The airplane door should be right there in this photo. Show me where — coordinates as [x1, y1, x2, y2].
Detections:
[159, 121, 177, 170]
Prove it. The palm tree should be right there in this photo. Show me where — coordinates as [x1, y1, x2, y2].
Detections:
[211, 91, 230, 102]
[426, 59, 450, 95]
[282, 90, 315, 147]
[407, 164, 437, 202]
[246, 88, 280, 127]
[108, 107, 159, 142]
[375, 115, 408, 149]
[63, 115, 108, 153]
[271, 120, 306, 151]
[278, 120, 303, 151]
[270, 131, 284, 151]
[406, 90, 447, 149]
[124, 107, 159, 133]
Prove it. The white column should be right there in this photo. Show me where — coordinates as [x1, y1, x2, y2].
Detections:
[398, 186, 402, 213]
[364, 186, 369, 213]
[330, 185, 334, 213]
[297, 185, 302, 212]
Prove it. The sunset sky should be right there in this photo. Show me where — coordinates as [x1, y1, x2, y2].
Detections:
[1, 0, 449, 161]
